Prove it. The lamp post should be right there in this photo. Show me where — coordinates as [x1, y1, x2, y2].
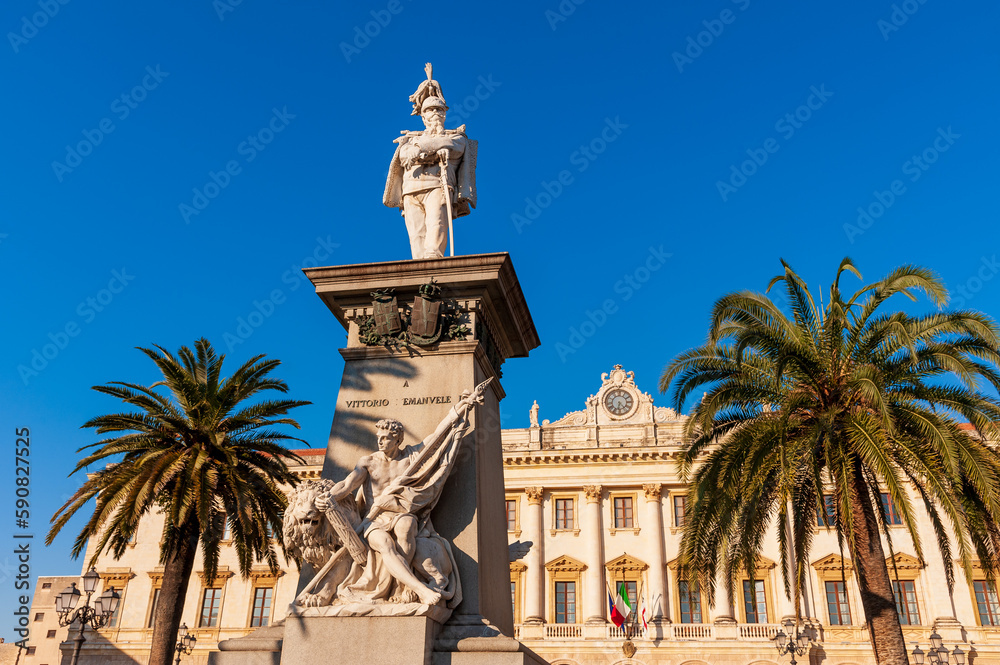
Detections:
[772, 619, 814, 665]
[55, 568, 120, 665]
[911, 631, 966, 664]
[173, 623, 197, 664]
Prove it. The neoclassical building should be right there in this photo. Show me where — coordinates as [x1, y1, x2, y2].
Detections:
[24, 366, 1000, 664]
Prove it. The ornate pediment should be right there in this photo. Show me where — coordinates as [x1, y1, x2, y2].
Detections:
[606, 554, 649, 573]
[99, 568, 135, 587]
[886, 552, 923, 570]
[197, 567, 235, 587]
[812, 553, 853, 572]
[510, 561, 527, 573]
[249, 567, 285, 585]
[545, 555, 587, 573]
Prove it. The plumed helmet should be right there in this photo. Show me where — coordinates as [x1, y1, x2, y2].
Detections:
[421, 95, 448, 113]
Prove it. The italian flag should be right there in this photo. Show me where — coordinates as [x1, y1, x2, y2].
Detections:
[608, 582, 632, 627]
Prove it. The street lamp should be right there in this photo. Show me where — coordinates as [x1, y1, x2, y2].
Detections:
[911, 632, 966, 664]
[772, 619, 814, 665]
[173, 623, 197, 664]
[55, 568, 120, 665]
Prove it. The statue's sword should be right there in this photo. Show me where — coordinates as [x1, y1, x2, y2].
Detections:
[438, 150, 455, 257]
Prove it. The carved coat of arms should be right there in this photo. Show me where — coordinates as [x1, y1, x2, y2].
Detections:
[372, 289, 402, 336]
[409, 282, 442, 343]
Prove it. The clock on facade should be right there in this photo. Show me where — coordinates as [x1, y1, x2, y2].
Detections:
[603, 388, 634, 417]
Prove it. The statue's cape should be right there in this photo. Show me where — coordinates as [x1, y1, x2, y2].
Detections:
[383, 133, 477, 217]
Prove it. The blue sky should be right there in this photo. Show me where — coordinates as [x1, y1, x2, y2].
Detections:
[1, 0, 998, 639]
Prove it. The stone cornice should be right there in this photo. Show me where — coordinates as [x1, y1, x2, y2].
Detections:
[504, 449, 676, 466]
[510, 562, 527, 573]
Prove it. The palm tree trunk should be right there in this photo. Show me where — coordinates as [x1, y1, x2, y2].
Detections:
[848, 461, 909, 665]
[148, 525, 199, 665]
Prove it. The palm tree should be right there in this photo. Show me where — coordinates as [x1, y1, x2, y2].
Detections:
[47, 339, 310, 665]
[659, 259, 1000, 665]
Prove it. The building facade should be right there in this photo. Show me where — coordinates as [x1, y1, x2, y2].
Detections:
[25, 365, 1000, 664]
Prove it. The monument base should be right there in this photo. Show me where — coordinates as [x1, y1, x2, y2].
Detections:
[281, 615, 438, 665]
[213, 617, 548, 665]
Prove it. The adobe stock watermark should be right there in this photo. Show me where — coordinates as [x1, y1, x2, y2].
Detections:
[51, 65, 169, 182]
[672, 0, 751, 73]
[716, 84, 834, 202]
[511, 117, 628, 233]
[555, 245, 672, 362]
[179, 106, 295, 224]
[213, 0, 244, 21]
[544, 0, 587, 31]
[339, 0, 411, 63]
[951, 256, 1000, 309]
[7, 0, 70, 53]
[446, 75, 502, 129]
[17, 269, 135, 385]
[222, 236, 340, 350]
[843, 126, 959, 243]
[877, 0, 930, 41]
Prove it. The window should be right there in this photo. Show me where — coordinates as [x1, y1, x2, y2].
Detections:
[34, 612, 44, 621]
[743, 580, 768, 623]
[199, 588, 223, 627]
[222, 520, 232, 541]
[506, 500, 517, 531]
[825, 580, 852, 625]
[47, 630, 57, 638]
[511, 581, 516, 616]
[250, 587, 273, 627]
[42, 582, 52, 589]
[614, 496, 634, 528]
[673, 495, 687, 527]
[892, 580, 920, 625]
[554, 581, 576, 624]
[817, 494, 836, 527]
[25, 647, 36, 655]
[105, 586, 123, 628]
[620, 581, 638, 609]
[678, 581, 702, 623]
[974, 580, 1000, 626]
[148, 588, 161, 628]
[881, 493, 903, 525]
[555, 498, 574, 530]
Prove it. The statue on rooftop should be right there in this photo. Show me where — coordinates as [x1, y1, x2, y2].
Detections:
[383, 63, 477, 260]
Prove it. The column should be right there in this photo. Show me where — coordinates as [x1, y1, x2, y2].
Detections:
[523, 487, 545, 624]
[583, 485, 606, 624]
[643, 483, 667, 622]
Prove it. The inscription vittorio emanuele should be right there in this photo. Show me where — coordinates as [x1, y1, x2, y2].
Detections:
[343, 396, 452, 408]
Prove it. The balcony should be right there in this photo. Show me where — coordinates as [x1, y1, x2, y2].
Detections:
[514, 622, 785, 642]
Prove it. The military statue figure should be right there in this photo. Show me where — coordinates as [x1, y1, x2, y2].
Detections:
[384, 63, 477, 260]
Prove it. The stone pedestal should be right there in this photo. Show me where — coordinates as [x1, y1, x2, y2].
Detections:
[211, 254, 542, 665]
[302, 253, 538, 637]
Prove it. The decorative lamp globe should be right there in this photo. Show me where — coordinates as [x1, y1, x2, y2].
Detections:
[56, 583, 81, 613]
